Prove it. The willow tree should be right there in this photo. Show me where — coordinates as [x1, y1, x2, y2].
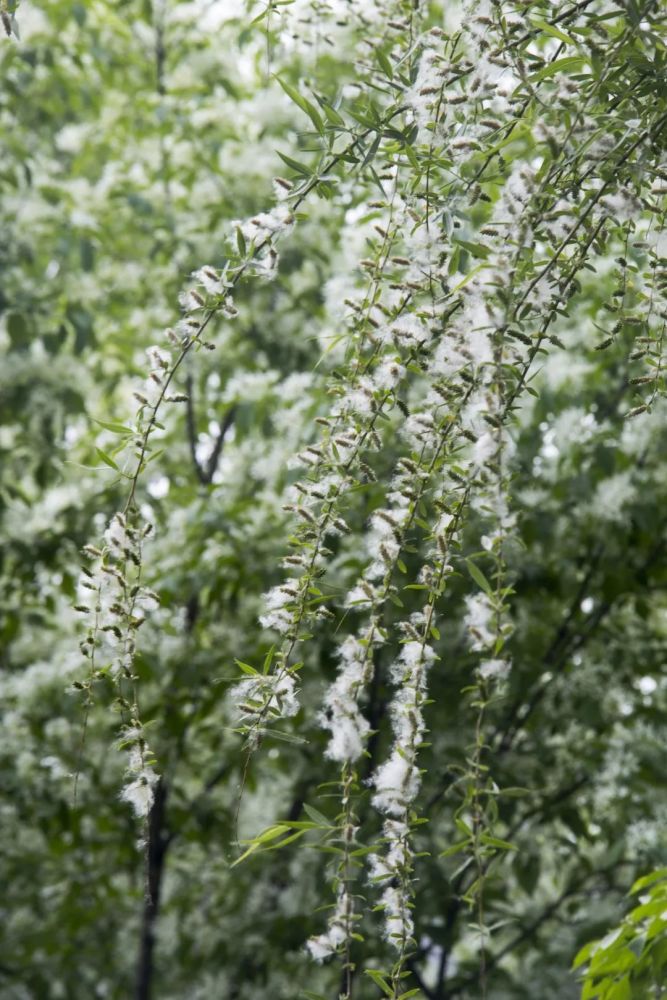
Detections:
[2, 1, 667, 998]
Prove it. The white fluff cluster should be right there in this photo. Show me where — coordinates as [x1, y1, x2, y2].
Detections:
[371, 640, 435, 816]
[368, 818, 410, 880]
[494, 163, 535, 224]
[319, 636, 373, 762]
[368, 819, 414, 949]
[407, 44, 444, 133]
[375, 752, 420, 823]
[367, 508, 409, 580]
[463, 592, 495, 652]
[479, 657, 511, 681]
[259, 582, 300, 635]
[231, 205, 294, 279]
[315, 450, 433, 767]
[231, 670, 299, 724]
[381, 884, 414, 948]
[591, 471, 636, 523]
[600, 188, 641, 223]
[193, 264, 230, 296]
[306, 886, 352, 962]
[368, 639, 436, 951]
[120, 742, 159, 819]
[103, 511, 133, 556]
[135, 340, 174, 408]
[78, 515, 159, 679]
[78, 514, 164, 818]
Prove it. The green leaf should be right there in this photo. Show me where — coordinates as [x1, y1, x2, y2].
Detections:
[317, 98, 345, 126]
[303, 803, 332, 827]
[277, 150, 313, 178]
[233, 822, 315, 867]
[276, 77, 325, 135]
[249, 6, 273, 24]
[95, 448, 120, 472]
[364, 969, 393, 996]
[607, 979, 631, 1000]
[267, 821, 318, 831]
[232, 824, 291, 866]
[234, 659, 259, 675]
[479, 833, 518, 852]
[93, 419, 134, 435]
[257, 728, 308, 745]
[528, 56, 587, 83]
[455, 816, 473, 838]
[453, 239, 491, 259]
[465, 558, 493, 596]
[439, 839, 470, 858]
[263, 646, 276, 674]
[629, 869, 667, 895]
[376, 49, 394, 79]
[531, 17, 576, 46]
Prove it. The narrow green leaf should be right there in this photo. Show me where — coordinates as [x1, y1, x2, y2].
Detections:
[277, 150, 313, 178]
[257, 727, 308, 745]
[234, 659, 259, 676]
[318, 98, 345, 126]
[629, 869, 667, 895]
[303, 803, 332, 827]
[362, 133, 382, 168]
[376, 49, 394, 79]
[528, 56, 586, 83]
[465, 558, 493, 596]
[93, 419, 134, 435]
[95, 448, 120, 472]
[455, 816, 472, 838]
[364, 969, 393, 996]
[233, 823, 314, 867]
[268, 820, 318, 831]
[244, 824, 291, 844]
[532, 17, 576, 46]
[263, 645, 275, 674]
[439, 839, 470, 858]
[232, 824, 290, 866]
[276, 76, 325, 135]
[250, 7, 271, 24]
[454, 238, 491, 259]
[479, 833, 518, 852]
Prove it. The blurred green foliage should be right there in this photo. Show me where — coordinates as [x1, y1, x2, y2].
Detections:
[1, 2, 666, 999]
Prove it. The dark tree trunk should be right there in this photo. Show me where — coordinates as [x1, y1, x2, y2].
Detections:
[135, 778, 170, 1000]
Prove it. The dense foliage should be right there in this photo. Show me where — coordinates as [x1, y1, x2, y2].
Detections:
[1, 1, 667, 998]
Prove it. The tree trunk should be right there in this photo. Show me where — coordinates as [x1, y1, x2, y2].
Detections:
[135, 778, 170, 1000]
